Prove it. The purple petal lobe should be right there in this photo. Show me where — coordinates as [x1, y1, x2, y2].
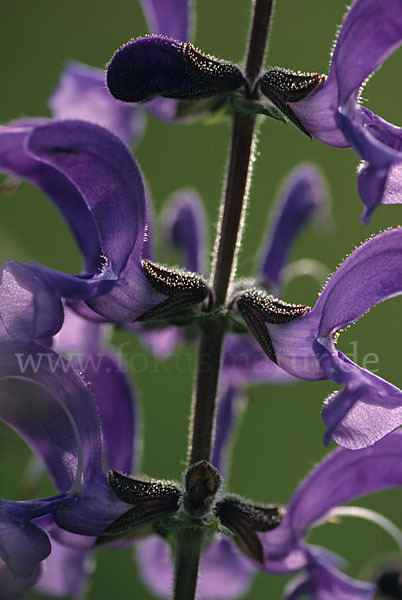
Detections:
[321, 350, 402, 449]
[107, 37, 244, 103]
[35, 539, 93, 598]
[0, 557, 41, 600]
[137, 536, 254, 599]
[139, 0, 193, 40]
[0, 263, 64, 340]
[285, 550, 375, 600]
[259, 164, 329, 290]
[0, 515, 50, 578]
[162, 188, 207, 273]
[49, 61, 146, 146]
[263, 430, 402, 564]
[336, 109, 402, 223]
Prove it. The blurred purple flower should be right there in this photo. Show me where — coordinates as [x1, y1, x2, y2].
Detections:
[260, 0, 402, 223]
[50, 0, 194, 145]
[0, 120, 208, 341]
[236, 228, 402, 450]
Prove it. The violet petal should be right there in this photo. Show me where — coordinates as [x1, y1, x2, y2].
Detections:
[320, 348, 402, 449]
[137, 536, 254, 599]
[259, 164, 329, 290]
[0, 124, 100, 272]
[139, 0, 193, 40]
[162, 188, 207, 273]
[49, 61, 146, 147]
[262, 430, 402, 566]
[0, 557, 41, 600]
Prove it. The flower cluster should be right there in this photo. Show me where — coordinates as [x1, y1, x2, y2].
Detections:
[2, 0, 402, 599]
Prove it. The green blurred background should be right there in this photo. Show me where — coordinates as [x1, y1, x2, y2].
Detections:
[1, 0, 402, 598]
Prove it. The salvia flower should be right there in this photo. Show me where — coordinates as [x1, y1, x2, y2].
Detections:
[0, 120, 209, 340]
[260, 0, 402, 222]
[262, 430, 402, 599]
[235, 228, 402, 450]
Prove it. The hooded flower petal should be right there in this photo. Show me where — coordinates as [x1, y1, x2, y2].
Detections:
[285, 0, 402, 147]
[136, 536, 254, 600]
[107, 37, 245, 104]
[0, 120, 171, 339]
[49, 61, 146, 147]
[259, 164, 329, 291]
[0, 124, 100, 271]
[262, 430, 402, 573]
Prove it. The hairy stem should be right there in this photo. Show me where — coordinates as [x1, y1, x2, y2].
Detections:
[173, 529, 203, 600]
[174, 1, 274, 598]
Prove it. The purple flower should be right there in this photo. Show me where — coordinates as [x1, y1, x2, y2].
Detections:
[235, 228, 402, 450]
[0, 120, 208, 341]
[262, 430, 402, 599]
[50, 0, 194, 145]
[259, 0, 402, 223]
[0, 338, 136, 598]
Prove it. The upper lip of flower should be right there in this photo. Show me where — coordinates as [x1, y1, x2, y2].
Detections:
[0, 119, 209, 342]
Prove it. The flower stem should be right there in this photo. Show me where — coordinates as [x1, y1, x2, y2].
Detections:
[173, 529, 203, 600]
[174, 1, 274, 598]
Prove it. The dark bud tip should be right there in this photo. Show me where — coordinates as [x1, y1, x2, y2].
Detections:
[376, 568, 402, 598]
[258, 67, 325, 136]
[107, 36, 245, 104]
[103, 471, 181, 539]
[236, 287, 310, 363]
[183, 460, 222, 517]
[138, 259, 210, 321]
[216, 495, 285, 564]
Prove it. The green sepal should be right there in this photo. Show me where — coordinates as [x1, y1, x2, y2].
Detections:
[229, 93, 287, 122]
